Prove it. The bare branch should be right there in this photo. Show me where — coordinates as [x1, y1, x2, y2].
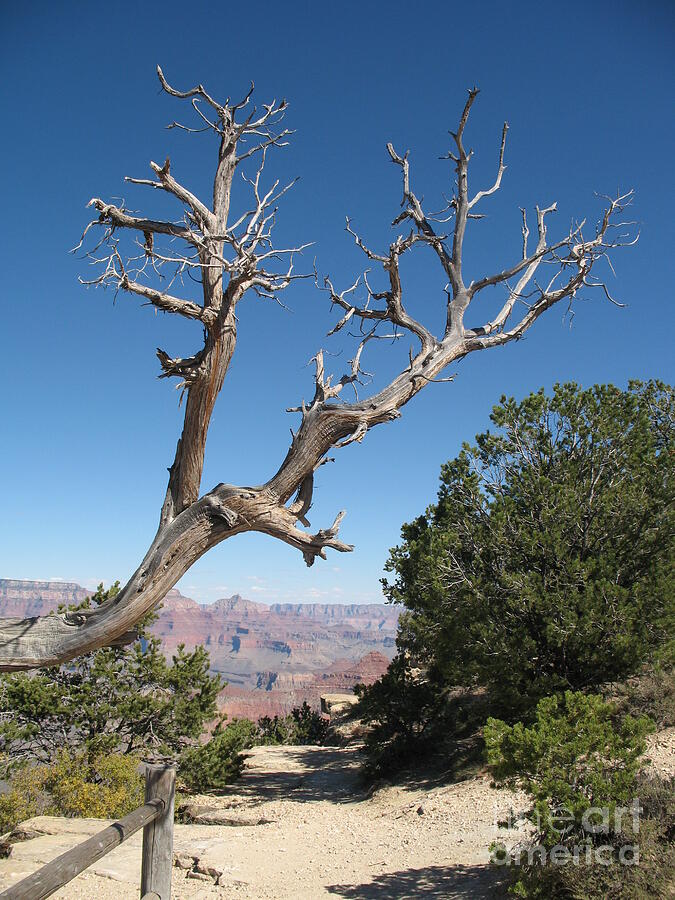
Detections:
[157, 65, 225, 116]
[269, 509, 354, 567]
[469, 191, 635, 340]
[85, 198, 198, 244]
[345, 218, 388, 263]
[125, 158, 215, 231]
[468, 122, 508, 209]
[118, 277, 207, 321]
[0, 80, 636, 671]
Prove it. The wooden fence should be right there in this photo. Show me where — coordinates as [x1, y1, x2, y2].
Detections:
[0, 764, 175, 900]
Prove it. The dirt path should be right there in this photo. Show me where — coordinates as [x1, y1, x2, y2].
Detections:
[0, 743, 526, 899]
[1, 728, 671, 899]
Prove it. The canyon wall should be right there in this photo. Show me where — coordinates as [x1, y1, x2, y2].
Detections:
[0, 580, 398, 718]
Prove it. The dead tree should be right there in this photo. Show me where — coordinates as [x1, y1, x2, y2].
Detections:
[0, 72, 636, 670]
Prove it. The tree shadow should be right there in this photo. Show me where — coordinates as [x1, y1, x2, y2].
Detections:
[326, 863, 508, 898]
[220, 745, 364, 805]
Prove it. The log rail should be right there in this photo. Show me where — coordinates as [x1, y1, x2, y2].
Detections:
[0, 765, 175, 900]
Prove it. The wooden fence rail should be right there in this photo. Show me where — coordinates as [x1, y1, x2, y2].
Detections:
[0, 764, 175, 900]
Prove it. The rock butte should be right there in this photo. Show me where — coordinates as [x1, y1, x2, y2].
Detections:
[0, 580, 398, 718]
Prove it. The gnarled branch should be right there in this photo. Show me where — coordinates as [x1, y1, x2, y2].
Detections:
[0, 79, 635, 670]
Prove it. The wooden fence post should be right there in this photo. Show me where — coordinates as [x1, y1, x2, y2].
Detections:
[140, 764, 175, 900]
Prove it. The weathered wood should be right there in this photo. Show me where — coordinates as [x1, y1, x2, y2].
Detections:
[140, 765, 176, 900]
[0, 800, 164, 900]
[0, 70, 635, 671]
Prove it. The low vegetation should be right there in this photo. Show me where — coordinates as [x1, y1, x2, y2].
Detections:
[487, 692, 673, 898]
[0, 750, 143, 833]
[178, 703, 328, 793]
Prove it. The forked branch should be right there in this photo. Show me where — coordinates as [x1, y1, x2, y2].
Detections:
[0, 79, 635, 670]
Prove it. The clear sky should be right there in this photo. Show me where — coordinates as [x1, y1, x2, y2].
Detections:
[1, 1, 673, 605]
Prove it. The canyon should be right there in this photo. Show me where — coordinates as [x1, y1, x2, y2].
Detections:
[0, 580, 398, 719]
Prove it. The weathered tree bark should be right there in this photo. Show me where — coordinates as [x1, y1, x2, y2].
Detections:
[0, 74, 635, 670]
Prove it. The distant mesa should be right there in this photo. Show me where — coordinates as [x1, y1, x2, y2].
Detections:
[0, 579, 398, 720]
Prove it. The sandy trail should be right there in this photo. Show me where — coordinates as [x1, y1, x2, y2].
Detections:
[1, 728, 671, 899]
[0, 743, 523, 899]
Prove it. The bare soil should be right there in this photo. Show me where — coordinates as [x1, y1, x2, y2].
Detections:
[0, 728, 671, 899]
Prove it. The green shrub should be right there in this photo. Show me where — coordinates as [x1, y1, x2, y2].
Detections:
[290, 702, 329, 745]
[560, 774, 675, 899]
[256, 714, 296, 745]
[0, 583, 223, 768]
[257, 703, 328, 747]
[486, 691, 653, 848]
[355, 656, 489, 779]
[178, 719, 259, 792]
[0, 750, 143, 833]
[496, 774, 675, 899]
[485, 691, 669, 898]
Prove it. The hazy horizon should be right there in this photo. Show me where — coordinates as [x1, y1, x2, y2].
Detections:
[0, 576, 394, 607]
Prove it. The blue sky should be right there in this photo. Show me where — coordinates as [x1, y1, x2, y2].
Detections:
[1, 1, 673, 605]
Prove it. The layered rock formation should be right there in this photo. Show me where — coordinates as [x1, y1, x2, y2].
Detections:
[220, 651, 392, 720]
[0, 579, 91, 617]
[0, 580, 398, 719]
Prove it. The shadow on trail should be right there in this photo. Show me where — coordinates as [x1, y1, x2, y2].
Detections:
[326, 863, 507, 898]
[223, 744, 365, 805]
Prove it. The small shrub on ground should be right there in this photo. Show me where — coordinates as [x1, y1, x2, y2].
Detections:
[257, 702, 328, 747]
[485, 691, 673, 898]
[178, 718, 258, 793]
[0, 750, 143, 834]
[256, 713, 295, 745]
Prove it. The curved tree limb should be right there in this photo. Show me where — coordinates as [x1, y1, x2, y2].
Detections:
[0, 77, 635, 670]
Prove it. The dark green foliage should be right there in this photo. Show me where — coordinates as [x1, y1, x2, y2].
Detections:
[355, 659, 493, 779]
[290, 701, 329, 744]
[256, 713, 295, 745]
[486, 692, 673, 899]
[0, 584, 223, 768]
[257, 702, 328, 746]
[382, 379, 672, 711]
[354, 656, 449, 776]
[178, 718, 259, 793]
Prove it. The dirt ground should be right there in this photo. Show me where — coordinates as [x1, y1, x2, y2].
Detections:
[0, 728, 672, 899]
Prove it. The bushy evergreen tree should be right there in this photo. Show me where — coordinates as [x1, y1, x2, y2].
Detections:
[358, 381, 674, 771]
[385, 380, 673, 713]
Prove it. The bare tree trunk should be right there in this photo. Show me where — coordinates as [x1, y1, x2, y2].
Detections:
[0, 74, 635, 670]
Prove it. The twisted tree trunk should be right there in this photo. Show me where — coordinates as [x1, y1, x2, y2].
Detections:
[0, 72, 634, 670]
